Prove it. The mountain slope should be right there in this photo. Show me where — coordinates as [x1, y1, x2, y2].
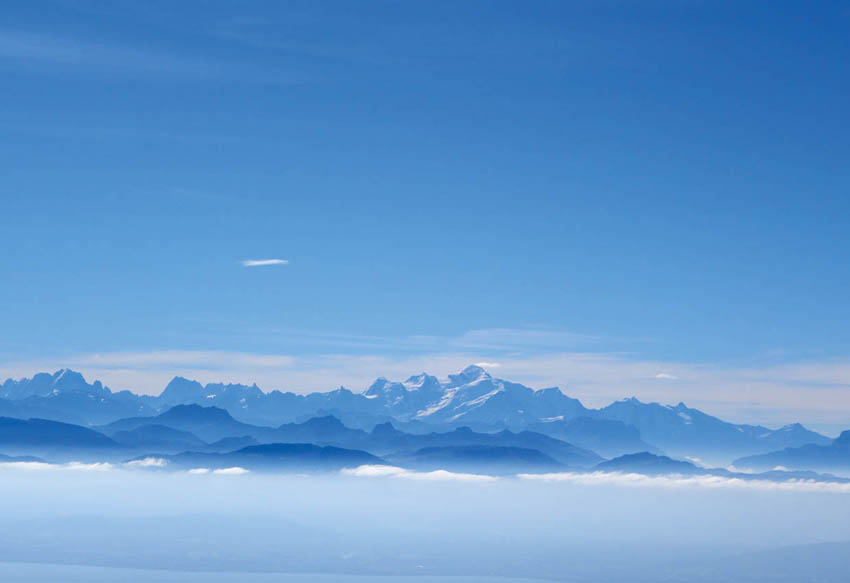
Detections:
[733, 430, 850, 472]
[0, 417, 116, 448]
[593, 398, 829, 461]
[526, 416, 658, 458]
[366, 424, 602, 467]
[389, 445, 566, 474]
[101, 404, 266, 442]
[109, 424, 208, 452]
[155, 443, 384, 471]
[0, 370, 154, 425]
[407, 365, 588, 429]
[594, 452, 704, 475]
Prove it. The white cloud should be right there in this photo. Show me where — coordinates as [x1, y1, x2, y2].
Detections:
[655, 372, 679, 380]
[188, 468, 211, 474]
[517, 471, 850, 493]
[341, 464, 496, 482]
[65, 462, 115, 471]
[213, 467, 249, 475]
[124, 457, 169, 469]
[241, 259, 288, 267]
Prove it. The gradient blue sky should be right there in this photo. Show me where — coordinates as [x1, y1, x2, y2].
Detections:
[1, 1, 848, 430]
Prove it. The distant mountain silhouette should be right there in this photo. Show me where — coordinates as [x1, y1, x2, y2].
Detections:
[366, 424, 602, 467]
[101, 404, 261, 442]
[109, 424, 207, 452]
[594, 452, 703, 475]
[0, 369, 153, 425]
[154, 442, 384, 471]
[526, 416, 657, 458]
[389, 445, 566, 474]
[100, 406, 604, 468]
[591, 399, 830, 461]
[0, 367, 833, 465]
[593, 452, 849, 484]
[733, 430, 850, 472]
[0, 417, 116, 448]
[273, 415, 366, 444]
[203, 435, 259, 452]
[0, 453, 46, 463]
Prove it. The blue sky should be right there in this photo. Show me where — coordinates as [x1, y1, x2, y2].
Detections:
[1, 1, 849, 430]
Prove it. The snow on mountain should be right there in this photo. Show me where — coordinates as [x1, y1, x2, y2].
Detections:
[363, 372, 444, 419]
[0, 367, 832, 463]
[1, 369, 112, 399]
[594, 398, 830, 461]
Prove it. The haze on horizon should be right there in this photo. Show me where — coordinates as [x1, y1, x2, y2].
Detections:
[1, 463, 849, 582]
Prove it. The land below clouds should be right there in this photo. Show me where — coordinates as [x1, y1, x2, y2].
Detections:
[1, 466, 850, 582]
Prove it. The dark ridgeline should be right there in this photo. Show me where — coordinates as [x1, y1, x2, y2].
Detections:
[152, 443, 385, 472]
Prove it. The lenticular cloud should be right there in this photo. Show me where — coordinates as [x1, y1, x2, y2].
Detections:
[241, 259, 288, 267]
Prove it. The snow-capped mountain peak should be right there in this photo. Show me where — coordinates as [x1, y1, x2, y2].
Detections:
[447, 364, 490, 386]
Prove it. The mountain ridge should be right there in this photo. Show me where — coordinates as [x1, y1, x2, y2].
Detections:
[0, 366, 834, 462]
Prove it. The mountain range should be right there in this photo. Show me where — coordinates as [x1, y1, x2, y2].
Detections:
[733, 430, 850, 473]
[152, 443, 384, 472]
[591, 452, 849, 483]
[0, 366, 841, 469]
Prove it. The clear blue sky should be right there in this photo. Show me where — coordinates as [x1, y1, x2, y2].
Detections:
[1, 1, 848, 426]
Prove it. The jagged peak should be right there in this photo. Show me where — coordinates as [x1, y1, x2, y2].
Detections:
[51, 369, 88, 385]
[301, 414, 345, 428]
[447, 364, 491, 385]
[364, 377, 392, 394]
[371, 421, 401, 435]
[619, 396, 644, 404]
[461, 364, 487, 376]
[163, 376, 202, 388]
[169, 375, 195, 382]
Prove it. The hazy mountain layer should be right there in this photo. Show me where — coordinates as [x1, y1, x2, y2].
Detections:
[0, 366, 837, 462]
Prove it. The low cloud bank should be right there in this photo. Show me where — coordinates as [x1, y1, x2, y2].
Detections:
[124, 457, 168, 469]
[341, 464, 496, 482]
[213, 466, 249, 475]
[0, 461, 115, 472]
[519, 471, 850, 493]
[0, 461, 847, 492]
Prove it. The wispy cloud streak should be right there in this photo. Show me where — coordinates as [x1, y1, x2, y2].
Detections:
[241, 259, 289, 267]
